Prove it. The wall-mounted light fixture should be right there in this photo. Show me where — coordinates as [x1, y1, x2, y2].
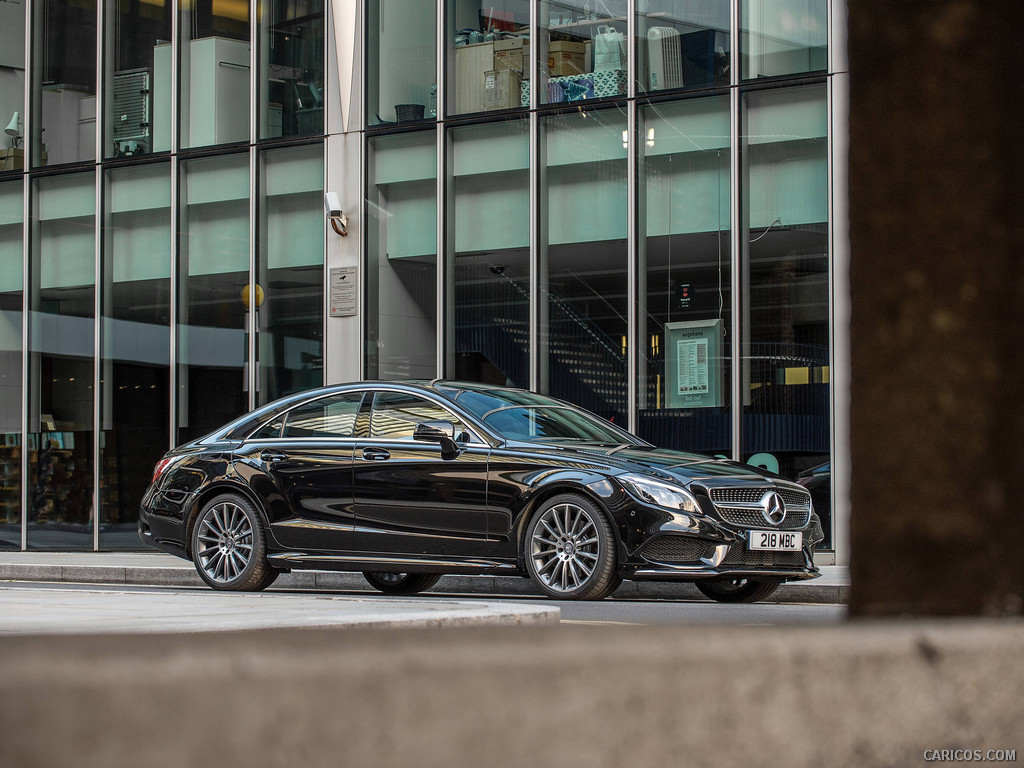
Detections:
[324, 191, 349, 236]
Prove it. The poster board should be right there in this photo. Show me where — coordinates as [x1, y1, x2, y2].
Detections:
[665, 318, 724, 409]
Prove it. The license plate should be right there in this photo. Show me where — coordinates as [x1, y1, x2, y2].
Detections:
[748, 530, 802, 551]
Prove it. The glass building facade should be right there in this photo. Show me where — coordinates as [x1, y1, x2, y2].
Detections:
[0, 0, 848, 559]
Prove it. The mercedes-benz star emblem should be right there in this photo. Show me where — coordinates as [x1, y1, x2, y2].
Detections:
[760, 491, 787, 525]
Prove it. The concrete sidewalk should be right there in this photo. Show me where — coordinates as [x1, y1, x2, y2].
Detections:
[0, 550, 849, 604]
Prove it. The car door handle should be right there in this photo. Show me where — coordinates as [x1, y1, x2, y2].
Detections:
[362, 448, 390, 462]
[260, 450, 288, 464]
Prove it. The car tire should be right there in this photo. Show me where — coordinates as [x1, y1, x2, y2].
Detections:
[695, 578, 779, 603]
[362, 572, 443, 595]
[524, 494, 619, 601]
[191, 493, 279, 591]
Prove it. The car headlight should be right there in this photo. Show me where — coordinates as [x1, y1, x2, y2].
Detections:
[618, 473, 701, 514]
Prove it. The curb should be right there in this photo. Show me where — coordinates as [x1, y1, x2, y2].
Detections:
[0, 562, 848, 604]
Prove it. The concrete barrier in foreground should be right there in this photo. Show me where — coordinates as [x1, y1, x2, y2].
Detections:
[1, 621, 1021, 768]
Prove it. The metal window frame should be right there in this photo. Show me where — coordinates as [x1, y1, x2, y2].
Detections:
[435, 0, 447, 377]
[19, 0, 32, 551]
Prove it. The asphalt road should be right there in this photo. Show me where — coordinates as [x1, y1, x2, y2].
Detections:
[1, 580, 845, 631]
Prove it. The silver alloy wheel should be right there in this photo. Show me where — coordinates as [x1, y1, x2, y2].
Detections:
[195, 501, 254, 583]
[530, 502, 601, 593]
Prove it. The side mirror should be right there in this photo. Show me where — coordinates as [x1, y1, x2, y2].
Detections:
[413, 420, 461, 460]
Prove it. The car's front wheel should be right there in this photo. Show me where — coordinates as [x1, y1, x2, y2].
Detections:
[525, 494, 620, 601]
[362, 572, 442, 595]
[191, 493, 279, 591]
[695, 578, 779, 603]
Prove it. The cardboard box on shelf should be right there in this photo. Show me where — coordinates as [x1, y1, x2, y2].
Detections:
[455, 41, 495, 114]
[494, 38, 530, 79]
[483, 69, 522, 111]
[0, 148, 24, 172]
[547, 40, 586, 77]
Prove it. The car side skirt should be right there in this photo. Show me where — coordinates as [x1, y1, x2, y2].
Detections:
[267, 552, 520, 575]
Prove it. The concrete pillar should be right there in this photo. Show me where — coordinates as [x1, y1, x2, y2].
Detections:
[848, 1, 1024, 614]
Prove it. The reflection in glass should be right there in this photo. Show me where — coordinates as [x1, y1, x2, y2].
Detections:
[0, 183, 22, 548]
[451, 120, 529, 388]
[179, 0, 250, 148]
[447, 0, 529, 116]
[28, 173, 95, 549]
[31, 0, 98, 166]
[741, 0, 827, 80]
[103, 0, 172, 158]
[178, 154, 248, 442]
[257, 144, 323, 403]
[0, 0, 26, 174]
[636, 1, 729, 95]
[637, 97, 731, 454]
[259, 0, 324, 139]
[542, 107, 628, 422]
[367, 0, 436, 126]
[741, 85, 829, 539]
[365, 131, 437, 379]
[537, 0, 625, 107]
[101, 164, 170, 549]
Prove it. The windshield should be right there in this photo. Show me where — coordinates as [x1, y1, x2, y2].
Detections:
[437, 386, 643, 445]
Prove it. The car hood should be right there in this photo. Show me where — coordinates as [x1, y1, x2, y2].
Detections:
[522, 443, 791, 487]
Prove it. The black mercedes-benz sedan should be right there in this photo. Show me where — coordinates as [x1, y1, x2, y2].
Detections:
[140, 381, 823, 602]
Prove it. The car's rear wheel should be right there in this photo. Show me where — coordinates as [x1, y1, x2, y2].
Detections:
[525, 494, 619, 601]
[191, 493, 278, 591]
[695, 578, 779, 603]
[362, 572, 442, 595]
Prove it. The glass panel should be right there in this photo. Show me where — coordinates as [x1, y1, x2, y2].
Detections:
[0, 0, 26, 175]
[28, 173, 95, 549]
[370, 391, 462, 441]
[637, 96, 731, 454]
[177, 154, 249, 443]
[31, 0, 98, 166]
[451, 119, 529, 388]
[100, 164, 170, 549]
[103, 0, 173, 158]
[280, 392, 362, 438]
[741, 84, 830, 544]
[446, 0, 529, 116]
[636, 1, 729, 96]
[541, 107, 628, 423]
[536, 0, 626, 107]
[257, 144, 323, 403]
[367, 0, 436, 126]
[258, 0, 324, 139]
[365, 130, 437, 379]
[741, 0, 827, 80]
[179, 0, 250, 148]
[0, 182, 23, 549]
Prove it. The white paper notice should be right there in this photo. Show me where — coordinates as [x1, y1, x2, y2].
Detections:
[676, 338, 709, 395]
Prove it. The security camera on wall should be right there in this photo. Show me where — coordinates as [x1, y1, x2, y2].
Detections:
[324, 192, 342, 218]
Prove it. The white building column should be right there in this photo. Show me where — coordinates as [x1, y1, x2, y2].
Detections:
[325, 0, 364, 385]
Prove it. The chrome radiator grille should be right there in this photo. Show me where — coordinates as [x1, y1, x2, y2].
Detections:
[706, 486, 812, 530]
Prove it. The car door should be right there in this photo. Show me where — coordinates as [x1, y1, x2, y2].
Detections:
[238, 391, 365, 552]
[352, 390, 491, 558]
